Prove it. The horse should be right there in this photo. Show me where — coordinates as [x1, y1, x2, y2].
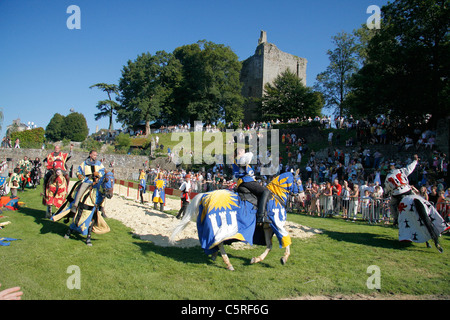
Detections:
[397, 194, 449, 253]
[170, 172, 299, 271]
[51, 170, 115, 246]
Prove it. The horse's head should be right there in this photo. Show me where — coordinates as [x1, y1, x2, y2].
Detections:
[266, 172, 297, 205]
[100, 170, 115, 199]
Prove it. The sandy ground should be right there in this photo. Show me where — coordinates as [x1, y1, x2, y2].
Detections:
[103, 192, 322, 249]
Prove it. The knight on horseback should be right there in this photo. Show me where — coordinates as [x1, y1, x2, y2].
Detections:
[233, 148, 271, 225]
[70, 150, 105, 214]
[43, 144, 73, 188]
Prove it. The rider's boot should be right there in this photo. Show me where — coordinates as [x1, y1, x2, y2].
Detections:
[70, 205, 77, 214]
[256, 189, 271, 225]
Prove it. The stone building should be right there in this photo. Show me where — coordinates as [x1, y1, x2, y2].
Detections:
[240, 31, 307, 123]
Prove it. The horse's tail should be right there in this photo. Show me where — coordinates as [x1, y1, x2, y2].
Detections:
[169, 193, 204, 244]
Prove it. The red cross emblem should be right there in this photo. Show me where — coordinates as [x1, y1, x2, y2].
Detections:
[398, 202, 407, 213]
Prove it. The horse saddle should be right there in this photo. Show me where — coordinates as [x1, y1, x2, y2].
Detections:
[237, 186, 258, 207]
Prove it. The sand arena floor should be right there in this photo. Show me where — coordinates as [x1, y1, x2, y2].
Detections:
[103, 188, 322, 248]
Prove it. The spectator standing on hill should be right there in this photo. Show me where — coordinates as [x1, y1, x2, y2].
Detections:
[341, 180, 350, 219]
[348, 184, 359, 221]
[332, 179, 342, 215]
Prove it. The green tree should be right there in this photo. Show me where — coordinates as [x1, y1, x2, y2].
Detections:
[314, 32, 360, 117]
[11, 127, 45, 149]
[173, 40, 244, 126]
[117, 51, 181, 135]
[261, 69, 323, 120]
[89, 83, 120, 132]
[348, 0, 450, 124]
[45, 113, 65, 142]
[114, 132, 131, 154]
[61, 112, 89, 142]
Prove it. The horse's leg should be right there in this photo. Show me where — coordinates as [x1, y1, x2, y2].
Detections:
[280, 245, 291, 265]
[211, 251, 218, 261]
[86, 210, 97, 246]
[218, 243, 234, 271]
[45, 205, 52, 219]
[64, 228, 72, 239]
[86, 235, 92, 246]
[251, 225, 273, 264]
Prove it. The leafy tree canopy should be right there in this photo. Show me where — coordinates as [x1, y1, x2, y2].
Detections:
[347, 0, 450, 124]
[262, 69, 323, 121]
[45, 112, 88, 142]
[117, 51, 182, 135]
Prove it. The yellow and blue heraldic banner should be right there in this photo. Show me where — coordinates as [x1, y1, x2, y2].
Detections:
[197, 190, 256, 255]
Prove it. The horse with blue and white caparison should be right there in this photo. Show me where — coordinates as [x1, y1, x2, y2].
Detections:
[170, 171, 299, 271]
[51, 170, 115, 246]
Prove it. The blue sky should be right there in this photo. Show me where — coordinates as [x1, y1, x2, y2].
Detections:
[0, 0, 388, 138]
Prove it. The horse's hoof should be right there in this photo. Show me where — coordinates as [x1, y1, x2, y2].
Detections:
[280, 257, 287, 265]
[227, 266, 235, 271]
[64, 234, 70, 239]
[436, 244, 443, 253]
[86, 242, 92, 247]
[250, 257, 257, 264]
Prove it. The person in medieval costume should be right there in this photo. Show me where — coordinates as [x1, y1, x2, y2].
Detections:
[18, 156, 32, 190]
[8, 168, 21, 198]
[44, 161, 68, 215]
[43, 144, 73, 190]
[138, 169, 146, 204]
[233, 148, 270, 224]
[176, 174, 191, 219]
[19, 156, 32, 173]
[70, 150, 105, 214]
[152, 172, 167, 211]
[384, 154, 418, 226]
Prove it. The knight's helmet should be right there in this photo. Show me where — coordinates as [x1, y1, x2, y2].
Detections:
[236, 152, 254, 166]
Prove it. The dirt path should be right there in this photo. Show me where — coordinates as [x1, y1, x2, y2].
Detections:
[104, 194, 322, 248]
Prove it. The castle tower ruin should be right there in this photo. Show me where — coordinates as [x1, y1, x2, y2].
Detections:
[240, 31, 307, 123]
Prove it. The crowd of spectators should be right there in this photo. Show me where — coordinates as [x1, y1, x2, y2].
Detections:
[273, 115, 449, 223]
[0, 156, 42, 197]
[143, 114, 449, 224]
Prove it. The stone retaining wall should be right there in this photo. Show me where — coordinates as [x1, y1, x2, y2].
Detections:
[0, 148, 150, 181]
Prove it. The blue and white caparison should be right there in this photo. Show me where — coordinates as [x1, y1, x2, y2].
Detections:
[170, 171, 299, 270]
[51, 170, 115, 246]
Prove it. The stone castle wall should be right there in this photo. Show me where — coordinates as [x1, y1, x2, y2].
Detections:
[262, 43, 307, 87]
[240, 31, 307, 123]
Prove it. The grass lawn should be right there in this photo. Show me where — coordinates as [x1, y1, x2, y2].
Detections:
[1, 185, 449, 300]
